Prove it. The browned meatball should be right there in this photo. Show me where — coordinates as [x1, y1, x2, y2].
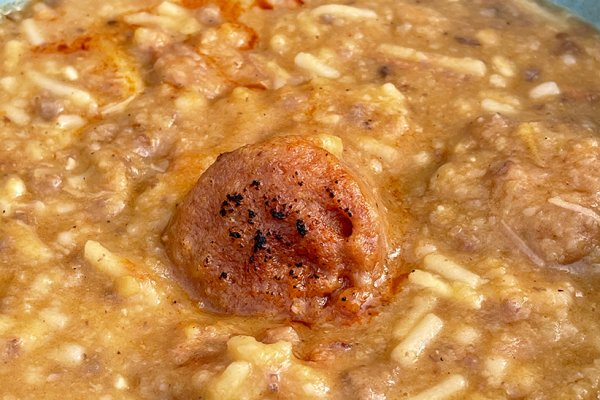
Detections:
[163, 136, 388, 324]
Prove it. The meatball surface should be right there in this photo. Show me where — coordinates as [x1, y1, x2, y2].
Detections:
[163, 136, 388, 323]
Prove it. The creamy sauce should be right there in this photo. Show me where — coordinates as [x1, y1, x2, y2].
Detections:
[0, 0, 599, 399]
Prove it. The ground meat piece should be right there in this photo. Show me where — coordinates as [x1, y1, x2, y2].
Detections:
[195, 4, 222, 26]
[480, 117, 600, 265]
[197, 23, 269, 89]
[499, 296, 532, 323]
[34, 95, 64, 120]
[153, 25, 268, 97]
[426, 114, 600, 266]
[343, 363, 401, 400]
[554, 32, 582, 55]
[163, 136, 389, 324]
[153, 44, 231, 99]
[1, 338, 21, 362]
[492, 162, 600, 265]
[523, 67, 540, 82]
[261, 326, 300, 344]
[29, 167, 63, 195]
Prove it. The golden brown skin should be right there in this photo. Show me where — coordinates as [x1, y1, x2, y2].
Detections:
[163, 136, 388, 324]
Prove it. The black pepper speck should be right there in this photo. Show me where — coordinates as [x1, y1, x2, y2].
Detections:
[271, 209, 286, 220]
[253, 230, 267, 252]
[226, 193, 244, 206]
[296, 219, 308, 237]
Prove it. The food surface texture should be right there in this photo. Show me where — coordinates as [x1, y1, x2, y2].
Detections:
[0, 0, 599, 399]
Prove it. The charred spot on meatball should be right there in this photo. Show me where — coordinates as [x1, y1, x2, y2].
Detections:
[162, 136, 389, 324]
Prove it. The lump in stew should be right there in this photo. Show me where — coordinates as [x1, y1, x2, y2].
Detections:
[163, 135, 389, 323]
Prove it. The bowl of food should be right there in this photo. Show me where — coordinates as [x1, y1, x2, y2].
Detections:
[0, 0, 599, 399]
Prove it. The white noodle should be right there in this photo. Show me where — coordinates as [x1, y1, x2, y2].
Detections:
[125, 4, 200, 35]
[408, 270, 452, 297]
[378, 44, 487, 77]
[548, 196, 600, 224]
[406, 374, 467, 400]
[56, 114, 86, 130]
[500, 220, 545, 267]
[100, 95, 137, 116]
[381, 82, 407, 105]
[62, 66, 79, 81]
[156, 1, 201, 35]
[483, 356, 508, 387]
[393, 295, 438, 339]
[311, 4, 378, 19]
[491, 55, 515, 77]
[355, 136, 400, 164]
[562, 54, 577, 66]
[529, 81, 561, 99]
[84, 240, 128, 278]
[391, 313, 444, 366]
[22, 18, 45, 46]
[0, 76, 17, 92]
[156, 1, 189, 18]
[1, 104, 30, 126]
[27, 70, 98, 112]
[423, 254, 483, 288]
[481, 98, 517, 114]
[294, 52, 340, 79]
[489, 74, 507, 88]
